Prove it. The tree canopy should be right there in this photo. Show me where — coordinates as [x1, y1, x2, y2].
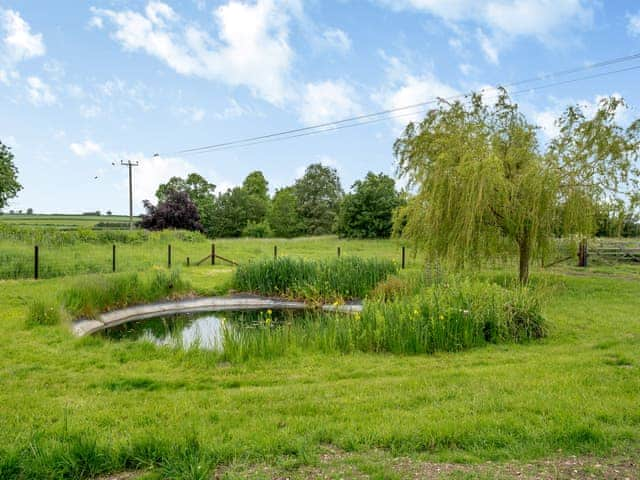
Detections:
[140, 189, 203, 232]
[394, 91, 640, 284]
[336, 172, 402, 238]
[294, 163, 343, 235]
[0, 141, 22, 210]
[268, 186, 304, 238]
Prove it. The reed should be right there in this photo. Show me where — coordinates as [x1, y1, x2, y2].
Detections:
[221, 279, 546, 360]
[233, 256, 398, 300]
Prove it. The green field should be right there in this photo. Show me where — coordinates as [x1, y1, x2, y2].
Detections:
[0, 214, 136, 229]
[0, 235, 639, 479]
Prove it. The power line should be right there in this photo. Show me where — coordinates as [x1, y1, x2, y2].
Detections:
[174, 63, 640, 156]
[160, 52, 640, 157]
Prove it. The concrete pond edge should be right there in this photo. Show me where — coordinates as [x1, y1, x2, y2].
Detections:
[72, 295, 363, 337]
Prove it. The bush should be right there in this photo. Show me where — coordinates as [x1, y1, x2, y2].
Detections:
[242, 221, 272, 238]
[233, 257, 398, 301]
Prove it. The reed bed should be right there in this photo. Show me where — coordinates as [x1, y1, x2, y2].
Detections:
[233, 256, 398, 300]
[221, 279, 546, 361]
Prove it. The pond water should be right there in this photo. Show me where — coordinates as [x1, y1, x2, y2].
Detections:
[102, 309, 308, 350]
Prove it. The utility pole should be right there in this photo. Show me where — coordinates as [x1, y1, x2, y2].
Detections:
[120, 160, 139, 229]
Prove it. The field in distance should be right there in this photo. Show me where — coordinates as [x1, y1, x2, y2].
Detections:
[0, 213, 138, 229]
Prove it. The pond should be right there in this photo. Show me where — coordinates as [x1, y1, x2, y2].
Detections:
[102, 309, 310, 351]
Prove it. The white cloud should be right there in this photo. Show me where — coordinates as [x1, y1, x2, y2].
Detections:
[322, 28, 351, 53]
[123, 153, 196, 205]
[92, 0, 299, 105]
[70, 140, 102, 157]
[377, 0, 593, 62]
[26, 76, 56, 106]
[212, 98, 259, 120]
[177, 106, 206, 123]
[299, 80, 361, 125]
[477, 29, 499, 64]
[375, 56, 459, 128]
[628, 12, 640, 37]
[1, 9, 45, 62]
[458, 63, 475, 76]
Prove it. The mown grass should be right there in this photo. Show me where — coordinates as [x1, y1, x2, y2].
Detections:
[233, 256, 398, 300]
[0, 239, 638, 478]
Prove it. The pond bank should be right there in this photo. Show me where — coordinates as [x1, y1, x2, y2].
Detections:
[72, 295, 363, 336]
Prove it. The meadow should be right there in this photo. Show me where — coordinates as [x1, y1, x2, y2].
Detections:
[0, 233, 639, 479]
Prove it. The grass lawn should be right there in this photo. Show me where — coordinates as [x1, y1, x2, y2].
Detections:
[0, 238, 638, 479]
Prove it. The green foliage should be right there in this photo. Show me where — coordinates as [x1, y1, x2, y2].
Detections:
[0, 141, 22, 209]
[242, 220, 272, 238]
[26, 300, 65, 327]
[336, 172, 402, 238]
[208, 187, 250, 237]
[233, 257, 397, 300]
[267, 186, 304, 237]
[222, 279, 546, 361]
[60, 270, 191, 318]
[395, 91, 640, 284]
[156, 173, 216, 234]
[295, 163, 343, 235]
[208, 171, 271, 237]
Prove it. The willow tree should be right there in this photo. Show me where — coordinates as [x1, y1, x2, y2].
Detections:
[394, 91, 639, 284]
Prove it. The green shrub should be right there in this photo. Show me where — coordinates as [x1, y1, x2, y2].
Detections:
[233, 257, 398, 300]
[26, 300, 64, 327]
[242, 221, 272, 238]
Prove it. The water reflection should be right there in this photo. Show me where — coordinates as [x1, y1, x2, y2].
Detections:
[103, 309, 305, 350]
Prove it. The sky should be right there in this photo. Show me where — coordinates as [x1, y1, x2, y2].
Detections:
[1, 0, 640, 214]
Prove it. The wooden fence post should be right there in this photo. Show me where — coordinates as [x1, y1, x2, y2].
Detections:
[402, 246, 406, 269]
[168, 244, 172, 268]
[274, 245, 278, 259]
[112, 244, 116, 273]
[34, 245, 39, 280]
[578, 239, 588, 267]
[337, 246, 341, 258]
[211, 244, 216, 266]
[187, 257, 190, 267]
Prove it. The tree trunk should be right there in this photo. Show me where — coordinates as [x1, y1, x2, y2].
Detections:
[518, 236, 531, 285]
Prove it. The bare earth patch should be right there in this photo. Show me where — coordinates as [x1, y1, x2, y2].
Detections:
[212, 447, 639, 479]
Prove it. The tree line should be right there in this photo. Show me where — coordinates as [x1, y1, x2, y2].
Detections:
[140, 164, 403, 239]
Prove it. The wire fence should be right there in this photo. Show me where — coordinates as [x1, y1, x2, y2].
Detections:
[0, 241, 414, 281]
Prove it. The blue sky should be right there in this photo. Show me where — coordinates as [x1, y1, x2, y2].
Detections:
[1, 0, 639, 214]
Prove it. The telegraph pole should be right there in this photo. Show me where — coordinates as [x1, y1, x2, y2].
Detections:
[120, 160, 139, 229]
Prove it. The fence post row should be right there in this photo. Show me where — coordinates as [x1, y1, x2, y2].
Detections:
[34, 245, 39, 280]
[402, 246, 406, 269]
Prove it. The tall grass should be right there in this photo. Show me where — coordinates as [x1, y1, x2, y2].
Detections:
[222, 279, 546, 361]
[233, 256, 398, 300]
[26, 270, 192, 325]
